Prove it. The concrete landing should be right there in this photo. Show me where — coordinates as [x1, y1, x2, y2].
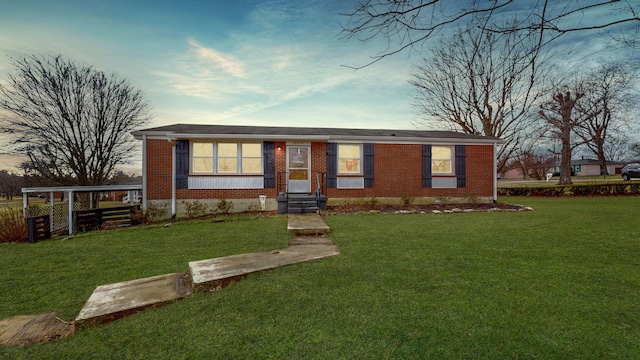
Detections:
[189, 243, 339, 292]
[287, 213, 331, 236]
[0, 312, 73, 347]
[75, 272, 192, 330]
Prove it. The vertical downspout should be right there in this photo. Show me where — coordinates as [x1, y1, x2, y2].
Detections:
[171, 140, 176, 219]
[493, 142, 498, 204]
[142, 134, 147, 210]
[68, 191, 74, 235]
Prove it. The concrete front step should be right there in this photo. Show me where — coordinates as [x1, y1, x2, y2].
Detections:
[287, 207, 320, 214]
[287, 213, 331, 235]
[75, 272, 193, 330]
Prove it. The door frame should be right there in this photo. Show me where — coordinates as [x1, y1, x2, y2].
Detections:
[286, 144, 311, 193]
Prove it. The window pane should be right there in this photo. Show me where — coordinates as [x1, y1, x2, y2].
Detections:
[242, 143, 262, 157]
[289, 147, 309, 169]
[339, 159, 360, 173]
[432, 146, 452, 159]
[432, 160, 452, 174]
[218, 158, 238, 173]
[193, 143, 213, 157]
[193, 157, 213, 173]
[338, 144, 361, 174]
[432, 146, 453, 174]
[339, 145, 360, 159]
[218, 143, 237, 157]
[242, 158, 262, 173]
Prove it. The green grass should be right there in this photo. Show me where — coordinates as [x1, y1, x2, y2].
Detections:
[1, 197, 639, 359]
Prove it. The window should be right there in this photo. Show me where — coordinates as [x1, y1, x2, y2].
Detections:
[241, 143, 262, 173]
[432, 146, 454, 174]
[217, 143, 238, 173]
[191, 142, 262, 174]
[192, 143, 214, 173]
[338, 144, 362, 174]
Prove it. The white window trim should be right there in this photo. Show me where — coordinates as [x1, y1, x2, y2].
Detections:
[432, 145, 455, 176]
[337, 143, 363, 175]
[190, 141, 263, 175]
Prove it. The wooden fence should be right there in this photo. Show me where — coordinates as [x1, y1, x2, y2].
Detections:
[27, 215, 51, 243]
[74, 205, 141, 233]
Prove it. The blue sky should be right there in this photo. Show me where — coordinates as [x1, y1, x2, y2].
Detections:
[0, 0, 637, 171]
[0, 0, 415, 132]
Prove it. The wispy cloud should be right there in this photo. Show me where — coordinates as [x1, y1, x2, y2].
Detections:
[187, 38, 245, 78]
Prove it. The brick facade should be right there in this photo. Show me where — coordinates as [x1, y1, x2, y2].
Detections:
[145, 140, 495, 202]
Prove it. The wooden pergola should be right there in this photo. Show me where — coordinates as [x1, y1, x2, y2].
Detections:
[21, 185, 143, 235]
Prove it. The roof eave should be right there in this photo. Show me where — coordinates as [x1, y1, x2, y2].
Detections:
[133, 131, 503, 144]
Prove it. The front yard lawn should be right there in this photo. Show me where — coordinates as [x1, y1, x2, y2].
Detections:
[1, 197, 639, 359]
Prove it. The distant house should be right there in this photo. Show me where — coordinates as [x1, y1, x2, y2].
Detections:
[132, 124, 503, 217]
[551, 158, 625, 176]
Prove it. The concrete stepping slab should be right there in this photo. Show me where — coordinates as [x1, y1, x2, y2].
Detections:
[0, 312, 73, 346]
[75, 271, 192, 330]
[287, 213, 331, 236]
[189, 244, 340, 292]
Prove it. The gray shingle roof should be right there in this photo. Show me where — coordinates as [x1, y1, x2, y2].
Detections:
[132, 124, 503, 144]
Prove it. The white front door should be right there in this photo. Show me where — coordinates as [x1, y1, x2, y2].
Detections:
[287, 145, 311, 193]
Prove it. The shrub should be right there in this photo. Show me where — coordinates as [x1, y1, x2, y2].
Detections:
[132, 203, 166, 224]
[24, 204, 46, 217]
[214, 199, 234, 214]
[498, 183, 640, 197]
[462, 193, 480, 204]
[182, 200, 210, 218]
[361, 197, 379, 210]
[400, 192, 414, 206]
[0, 208, 28, 243]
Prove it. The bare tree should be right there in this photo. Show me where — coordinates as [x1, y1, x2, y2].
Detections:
[539, 83, 603, 184]
[341, 0, 640, 67]
[573, 61, 638, 174]
[410, 22, 547, 172]
[0, 55, 152, 186]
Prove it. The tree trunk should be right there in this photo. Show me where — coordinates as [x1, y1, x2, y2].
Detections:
[558, 124, 573, 185]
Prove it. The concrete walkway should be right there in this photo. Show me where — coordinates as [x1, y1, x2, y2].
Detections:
[1, 213, 337, 346]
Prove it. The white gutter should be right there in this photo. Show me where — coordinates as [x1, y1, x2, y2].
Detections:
[136, 133, 503, 145]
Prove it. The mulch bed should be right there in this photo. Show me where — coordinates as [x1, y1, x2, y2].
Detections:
[325, 203, 528, 214]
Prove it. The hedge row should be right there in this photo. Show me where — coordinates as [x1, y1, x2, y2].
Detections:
[498, 183, 640, 197]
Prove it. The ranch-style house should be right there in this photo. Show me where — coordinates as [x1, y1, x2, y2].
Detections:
[131, 124, 503, 217]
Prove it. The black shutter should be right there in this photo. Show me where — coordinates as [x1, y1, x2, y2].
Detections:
[263, 142, 276, 188]
[326, 143, 337, 188]
[456, 145, 466, 187]
[363, 143, 374, 188]
[175, 140, 189, 189]
[422, 144, 432, 188]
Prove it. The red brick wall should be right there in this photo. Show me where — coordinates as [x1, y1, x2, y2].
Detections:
[146, 139, 172, 200]
[325, 144, 494, 198]
[146, 140, 495, 200]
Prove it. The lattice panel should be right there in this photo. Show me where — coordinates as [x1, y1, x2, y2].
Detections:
[51, 204, 69, 234]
